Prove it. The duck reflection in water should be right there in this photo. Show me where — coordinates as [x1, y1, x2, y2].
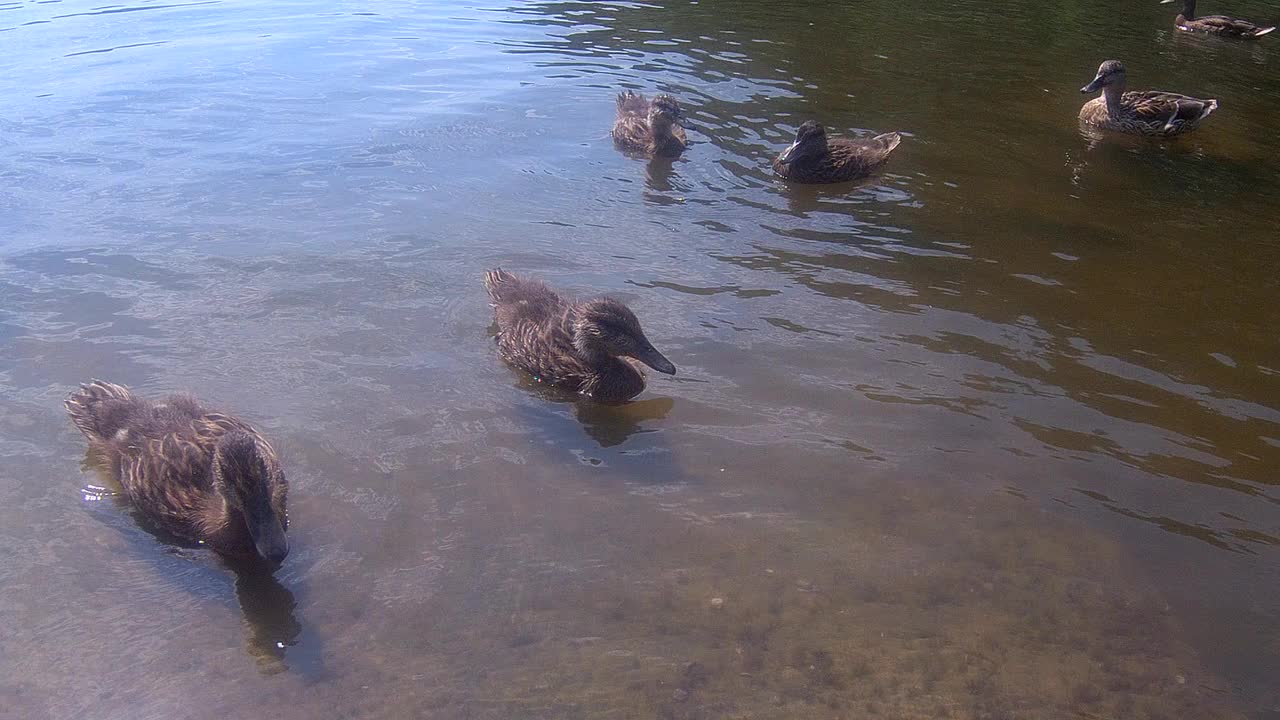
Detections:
[644, 155, 678, 193]
[224, 557, 306, 676]
[781, 176, 887, 215]
[515, 380, 686, 484]
[512, 372, 675, 448]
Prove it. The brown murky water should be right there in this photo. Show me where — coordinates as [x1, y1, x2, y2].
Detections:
[1, 0, 1277, 718]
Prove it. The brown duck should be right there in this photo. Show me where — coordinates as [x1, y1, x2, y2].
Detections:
[611, 91, 687, 158]
[66, 380, 289, 566]
[772, 121, 902, 184]
[484, 269, 676, 403]
[1160, 0, 1275, 38]
[1079, 60, 1218, 137]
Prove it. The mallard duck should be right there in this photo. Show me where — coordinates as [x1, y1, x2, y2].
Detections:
[772, 121, 901, 184]
[66, 380, 289, 566]
[1160, 0, 1275, 37]
[611, 91, 687, 158]
[1078, 61, 1218, 137]
[484, 269, 676, 403]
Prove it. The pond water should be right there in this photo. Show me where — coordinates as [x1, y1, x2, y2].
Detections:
[1, 0, 1277, 718]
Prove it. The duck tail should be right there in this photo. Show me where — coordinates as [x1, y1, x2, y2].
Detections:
[483, 268, 518, 304]
[1202, 99, 1219, 119]
[875, 131, 903, 154]
[868, 131, 903, 161]
[65, 380, 137, 442]
[1255, 25, 1275, 36]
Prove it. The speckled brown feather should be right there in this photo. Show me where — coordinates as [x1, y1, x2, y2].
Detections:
[1080, 91, 1217, 137]
[484, 270, 647, 402]
[1168, 0, 1275, 37]
[65, 380, 287, 557]
[1078, 61, 1218, 137]
[611, 91, 687, 158]
[773, 132, 901, 184]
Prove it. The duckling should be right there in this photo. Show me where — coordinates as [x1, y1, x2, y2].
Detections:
[484, 269, 676, 403]
[66, 380, 289, 567]
[611, 91, 687, 158]
[1078, 60, 1218, 137]
[1160, 0, 1275, 38]
[772, 121, 902, 184]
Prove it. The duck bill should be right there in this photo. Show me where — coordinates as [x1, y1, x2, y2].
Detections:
[1159, 0, 1175, 4]
[777, 141, 800, 164]
[634, 345, 676, 376]
[1080, 76, 1105, 94]
[246, 501, 289, 567]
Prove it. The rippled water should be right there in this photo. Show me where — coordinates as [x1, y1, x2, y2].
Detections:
[1, 0, 1278, 717]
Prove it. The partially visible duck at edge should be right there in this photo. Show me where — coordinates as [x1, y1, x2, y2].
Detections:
[772, 120, 902, 184]
[66, 380, 290, 567]
[484, 269, 676, 403]
[1078, 60, 1218, 137]
[611, 90, 687, 158]
[1160, 0, 1275, 38]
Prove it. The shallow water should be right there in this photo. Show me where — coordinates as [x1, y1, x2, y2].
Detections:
[1, 0, 1278, 717]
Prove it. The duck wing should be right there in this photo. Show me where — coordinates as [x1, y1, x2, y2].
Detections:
[495, 308, 589, 386]
[824, 132, 903, 179]
[613, 91, 662, 150]
[836, 132, 902, 162]
[1187, 14, 1275, 36]
[1125, 91, 1218, 131]
[120, 428, 216, 533]
[612, 116, 652, 151]
[124, 409, 276, 532]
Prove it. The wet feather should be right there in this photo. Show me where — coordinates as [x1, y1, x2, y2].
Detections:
[484, 269, 676, 403]
[1162, 0, 1275, 38]
[772, 121, 902, 184]
[611, 90, 687, 158]
[1078, 60, 1217, 137]
[65, 380, 289, 564]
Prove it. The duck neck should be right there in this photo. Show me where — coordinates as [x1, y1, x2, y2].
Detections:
[582, 354, 645, 403]
[1181, 0, 1196, 20]
[1102, 85, 1125, 115]
[649, 119, 676, 152]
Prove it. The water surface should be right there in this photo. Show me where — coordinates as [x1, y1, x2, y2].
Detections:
[1, 0, 1278, 718]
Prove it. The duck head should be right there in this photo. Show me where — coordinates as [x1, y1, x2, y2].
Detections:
[778, 121, 828, 165]
[214, 431, 289, 567]
[574, 298, 677, 376]
[1081, 60, 1127, 94]
[648, 94, 683, 133]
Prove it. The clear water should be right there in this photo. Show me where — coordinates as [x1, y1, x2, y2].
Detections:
[1, 0, 1277, 718]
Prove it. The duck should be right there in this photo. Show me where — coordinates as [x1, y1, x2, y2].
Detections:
[772, 121, 901, 184]
[611, 90, 687, 158]
[66, 380, 289, 567]
[483, 269, 676, 403]
[1160, 0, 1275, 38]
[1078, 60, 1218, 137]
